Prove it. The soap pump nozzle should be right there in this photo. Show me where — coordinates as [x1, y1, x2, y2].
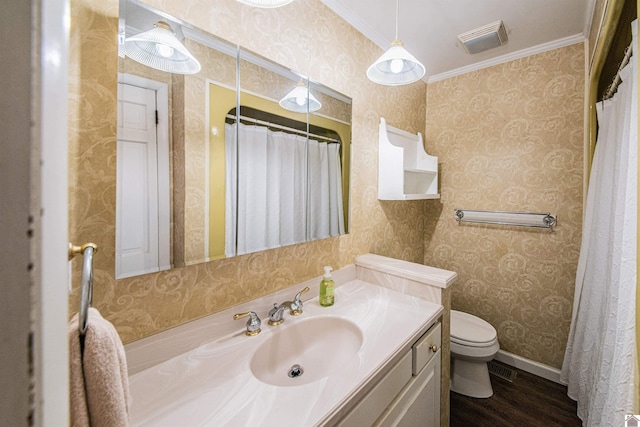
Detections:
[323, 266, 333, 278]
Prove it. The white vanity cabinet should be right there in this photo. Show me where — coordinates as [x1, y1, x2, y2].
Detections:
[337, 322, 442, 427]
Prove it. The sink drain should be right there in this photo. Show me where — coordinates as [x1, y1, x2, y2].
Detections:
[288, 364, 304, 378]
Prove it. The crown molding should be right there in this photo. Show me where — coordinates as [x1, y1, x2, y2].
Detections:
[427, 33, 586, 83]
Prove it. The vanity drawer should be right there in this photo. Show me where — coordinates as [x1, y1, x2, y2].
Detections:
[412, 322, 441, 375]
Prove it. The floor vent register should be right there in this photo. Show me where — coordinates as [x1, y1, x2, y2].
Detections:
[488, 361, 517, 382]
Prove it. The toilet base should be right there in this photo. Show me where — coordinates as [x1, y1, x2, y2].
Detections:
[450, 357, 493, 398]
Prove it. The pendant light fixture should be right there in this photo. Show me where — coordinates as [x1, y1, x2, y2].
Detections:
[125, 21, 201, 74]
[367, 0, 425, 85]
[236, 0, 294, 7]
[279, 81, 322, 113]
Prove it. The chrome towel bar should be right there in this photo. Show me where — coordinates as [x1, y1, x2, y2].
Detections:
[69, 242, 98, 337]
[454, 209, 556, 229]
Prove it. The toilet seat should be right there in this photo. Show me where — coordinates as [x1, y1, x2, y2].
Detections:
[451, 310, 497, 347]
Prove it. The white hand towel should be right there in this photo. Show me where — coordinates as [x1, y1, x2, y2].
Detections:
[69, 308, 130, 427]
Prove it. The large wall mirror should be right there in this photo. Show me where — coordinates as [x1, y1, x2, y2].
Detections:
[116, 0, 351, 279]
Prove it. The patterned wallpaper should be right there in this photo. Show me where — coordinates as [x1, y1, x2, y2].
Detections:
[424, 43, 585, 369]
[68, 1, 586, 422]
[68, 0, 427, 344]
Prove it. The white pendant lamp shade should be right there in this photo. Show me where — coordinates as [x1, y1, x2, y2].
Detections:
[236, 0, 294, 7]
[367, 39, 426, 85]
[125, 21, 201, 74]
[367, 0, 426, 86]
[279, 82, 322, 113]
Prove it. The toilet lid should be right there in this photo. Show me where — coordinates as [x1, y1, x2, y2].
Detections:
[450, 310, 497, 346]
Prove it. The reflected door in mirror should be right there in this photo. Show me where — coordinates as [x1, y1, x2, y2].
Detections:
[116, 82, 171, 279]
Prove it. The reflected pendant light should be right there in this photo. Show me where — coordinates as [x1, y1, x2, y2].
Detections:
[279, 81, 322, 113]
[367, 0, 426, 85]
[236, 0, 294, 7]
[125, 21, 201, 74]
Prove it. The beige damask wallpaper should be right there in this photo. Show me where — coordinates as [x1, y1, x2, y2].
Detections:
[68, 1, 588, 423]
[424, 43, 585, 369]
[68, 0, 428, 343]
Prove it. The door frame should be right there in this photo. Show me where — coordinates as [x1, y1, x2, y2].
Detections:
[39, 0, 71, 424]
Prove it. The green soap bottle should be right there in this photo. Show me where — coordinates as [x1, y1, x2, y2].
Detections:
[319, 266, 335, 307]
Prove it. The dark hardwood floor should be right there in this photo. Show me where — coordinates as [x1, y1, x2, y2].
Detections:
[450, 364, 582, 427]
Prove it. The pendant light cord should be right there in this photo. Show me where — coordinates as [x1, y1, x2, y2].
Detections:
[395, 0, 399, 39]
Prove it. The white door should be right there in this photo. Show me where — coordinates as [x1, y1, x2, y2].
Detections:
[116, 83, 169, 278]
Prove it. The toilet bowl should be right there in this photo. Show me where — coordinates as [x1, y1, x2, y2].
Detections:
[450, 310, 499, 398]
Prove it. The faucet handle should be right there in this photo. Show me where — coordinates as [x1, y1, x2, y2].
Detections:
[290, 286, 310, 316]
[233, 311, 261, 336]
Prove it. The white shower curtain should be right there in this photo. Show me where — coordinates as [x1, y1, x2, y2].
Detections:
[308, 139, 345, 240]
[225, 123, 344, 257]
[560, 20, 637, 426]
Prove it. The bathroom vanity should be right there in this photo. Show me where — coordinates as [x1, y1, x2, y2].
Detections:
[337, 321, 441, 426]
[125, 255, 456, 426]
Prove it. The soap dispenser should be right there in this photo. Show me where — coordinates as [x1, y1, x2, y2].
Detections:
[319, 266, 335, 307]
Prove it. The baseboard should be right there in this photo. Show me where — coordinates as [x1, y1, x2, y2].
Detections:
[494, 350, 562, 384]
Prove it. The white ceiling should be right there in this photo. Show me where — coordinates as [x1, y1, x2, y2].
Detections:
[320, 0, 595, 82]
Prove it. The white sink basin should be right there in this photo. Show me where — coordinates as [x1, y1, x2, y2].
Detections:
[250, 316, 363, 386]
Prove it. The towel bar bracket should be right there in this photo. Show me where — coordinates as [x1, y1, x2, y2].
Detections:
[69, 242, 98, 261]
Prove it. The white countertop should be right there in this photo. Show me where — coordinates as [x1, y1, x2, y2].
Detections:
[127, 280, 443, 426]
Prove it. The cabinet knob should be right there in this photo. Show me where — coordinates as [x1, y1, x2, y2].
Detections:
[430, 344, 438, 353]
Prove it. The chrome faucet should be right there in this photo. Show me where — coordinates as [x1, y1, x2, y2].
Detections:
[268, 287, 310, 326]
[268, 302, 289, 326]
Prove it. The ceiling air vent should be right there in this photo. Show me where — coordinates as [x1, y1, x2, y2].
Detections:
[457, 20, 508, 54]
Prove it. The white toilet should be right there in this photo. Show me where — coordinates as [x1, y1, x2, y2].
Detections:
[450, 310, 500, 398]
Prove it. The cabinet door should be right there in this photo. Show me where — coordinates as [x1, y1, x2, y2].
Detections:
[398, 351, 440, 427]
[338, 352, 412, 427]
[376, 349, 441, 427]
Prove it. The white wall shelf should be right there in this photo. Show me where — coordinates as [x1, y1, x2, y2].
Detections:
[378, 118, 439, 200]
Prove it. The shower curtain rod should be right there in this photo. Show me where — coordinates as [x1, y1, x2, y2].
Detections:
[603, 42, 633, 100]
[226, 113, 341, 143]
